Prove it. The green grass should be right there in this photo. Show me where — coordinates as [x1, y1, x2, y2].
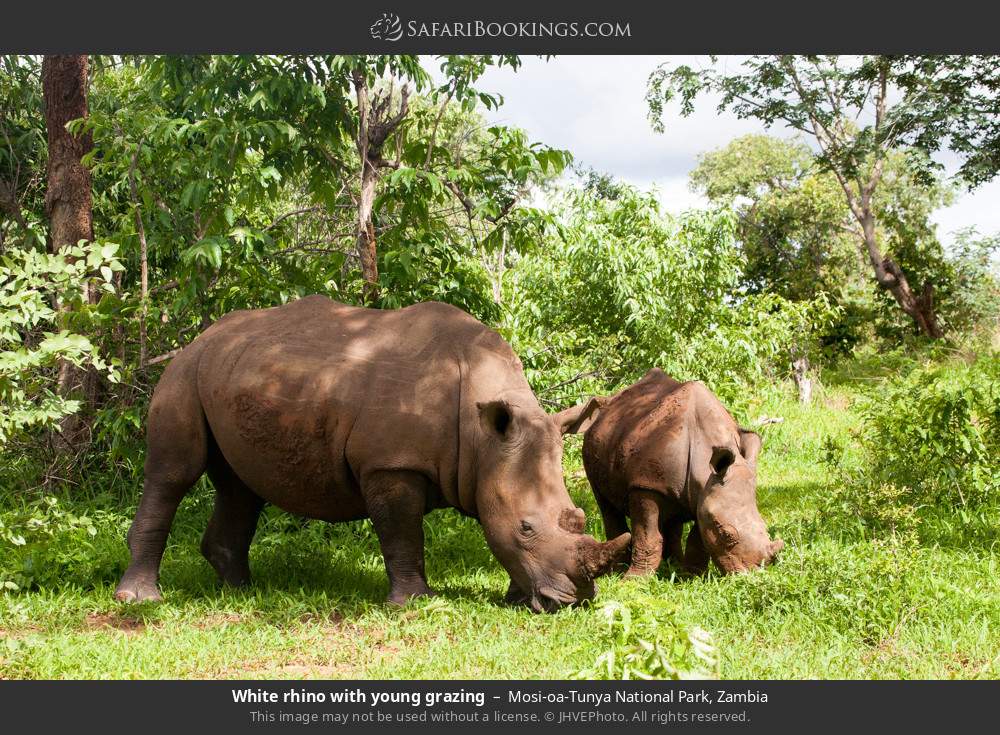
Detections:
[1, 382, 998, 679]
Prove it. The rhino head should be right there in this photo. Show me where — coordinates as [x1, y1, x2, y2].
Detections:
[696, 430, 784, 573]
[474, 397, 630, 612]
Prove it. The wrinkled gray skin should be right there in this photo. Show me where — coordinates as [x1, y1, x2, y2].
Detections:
[114, 296, 629, 612]
[564, 369, 783, 576]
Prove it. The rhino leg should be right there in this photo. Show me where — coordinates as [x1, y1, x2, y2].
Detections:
[624, 489, 664, 577]
[682, 523, 710, 575]
[594, 488, 629, 542]
[116, 378, 208, 603]
[662, 516, 685, 567]
[201, 453, 265, 588]
[363, 470, 434, 605]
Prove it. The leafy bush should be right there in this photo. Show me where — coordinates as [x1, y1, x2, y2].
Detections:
[574, 593, 717, 680]
[377, 235, 500, 323]
[0, 242, 122, 446]
[0, 495, 129, 592]
[505, 184, 838, 412]
[821, 352, 1000, 543]
[855, 353, 999, 508]
[939, 229, 1000, 338]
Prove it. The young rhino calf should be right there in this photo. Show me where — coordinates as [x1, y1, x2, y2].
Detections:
[557, 369, 783, 577]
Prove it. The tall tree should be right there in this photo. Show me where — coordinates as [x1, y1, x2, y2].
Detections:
[690, 134, 952, 309]
[43, 55, 93, 267]
[351, 67, 410, 304]
[890, 55, 1000, 188]
[42, 54, 97, 445]
[648, 55, 954, 337]
[689, 134, 856, 300]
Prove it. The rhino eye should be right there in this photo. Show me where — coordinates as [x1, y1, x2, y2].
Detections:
[520, 520, 535, 536]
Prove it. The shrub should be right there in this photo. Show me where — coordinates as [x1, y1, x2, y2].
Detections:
[821, 352, 1000, 543]
[0, 495, 129, 592]
[855, 353, 999, 508]
[0, 242, 122, 446]
[573, 592, 717, 680]
[505, 184, 838, 414]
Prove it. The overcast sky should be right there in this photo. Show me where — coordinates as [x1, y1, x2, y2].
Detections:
[469, 55, 1000, 249]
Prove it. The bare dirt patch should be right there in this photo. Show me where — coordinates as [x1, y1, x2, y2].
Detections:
[298, 610, 346, 627]
[202, 619, 407, 679]
[84, 612, 147, 634]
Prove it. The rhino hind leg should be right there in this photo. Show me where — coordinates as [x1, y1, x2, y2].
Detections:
[362, 470, 434, 605]
[201, 452, 265, 588]
[624, 489, 665, 577]
[115, 375, 209, 603]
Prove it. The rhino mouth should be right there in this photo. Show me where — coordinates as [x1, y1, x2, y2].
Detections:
[715, 538, 785, 574]
[530, 580, 595, 613]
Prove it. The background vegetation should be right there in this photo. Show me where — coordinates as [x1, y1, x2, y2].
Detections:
[1, 54, 998, 679]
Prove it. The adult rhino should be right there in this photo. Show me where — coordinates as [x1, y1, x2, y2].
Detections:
[561, 369, 783, 577]
[115, 296, 629, 612]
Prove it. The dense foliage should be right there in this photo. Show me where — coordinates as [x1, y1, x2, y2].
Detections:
[505, 184, 837, 412]
[823, 352, 1000, 543]
[0, 242, 121, 445]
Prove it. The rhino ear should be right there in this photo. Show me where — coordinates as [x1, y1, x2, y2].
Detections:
[551, 396, 606, 435]
[738, 429, 762, 466]
[710, 446, 737, 477]
[478, 399, 514, 440]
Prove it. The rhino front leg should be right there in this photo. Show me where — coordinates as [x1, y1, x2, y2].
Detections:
[625, 489, 664, 577]
[682, 523, 710, 575]
[363, 470, 434, 605]
[594, 487, 629, 542]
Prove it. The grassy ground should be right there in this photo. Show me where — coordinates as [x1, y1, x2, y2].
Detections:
[1, 381, 998, 679]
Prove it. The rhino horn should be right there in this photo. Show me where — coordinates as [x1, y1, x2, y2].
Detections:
[578, 532, 631, 579]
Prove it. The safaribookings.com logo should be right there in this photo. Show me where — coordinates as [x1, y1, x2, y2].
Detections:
[370, 13, 404, 41]
[369, 13, 631, 41]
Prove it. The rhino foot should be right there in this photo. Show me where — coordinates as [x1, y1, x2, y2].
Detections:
[386, 582, 435, 606]
[114, 572, 162, 603]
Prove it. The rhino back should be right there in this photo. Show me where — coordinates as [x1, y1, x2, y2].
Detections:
[188, 296, 504, 519]
[586, 370, 747, 514]
[584, 370, 698, 509]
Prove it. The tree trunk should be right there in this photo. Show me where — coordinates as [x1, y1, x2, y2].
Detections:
[860, 211, 942, 339]
[792, 356, 812, 405]
[355, 160, 380, 304]
[493, 237, 506, 304]
[352, 68, 379, 305]
[127, 142, 150, 369]
[351, 67, 409, 306]
[42, 54, 96, 448]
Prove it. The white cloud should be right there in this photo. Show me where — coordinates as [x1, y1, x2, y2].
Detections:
[477, 56, 769, 196]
